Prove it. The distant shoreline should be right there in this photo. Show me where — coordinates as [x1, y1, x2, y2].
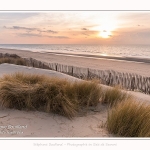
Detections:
[46, 51, 150, 64]
[1, 48, 150, 64]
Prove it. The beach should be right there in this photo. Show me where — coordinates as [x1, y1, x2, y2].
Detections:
[0, 48, 150, 77]
[0, 48, 150, 137]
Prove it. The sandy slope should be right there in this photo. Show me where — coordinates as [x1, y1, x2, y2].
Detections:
[0, 64, 111, 137]
[0, 104, 110, 137]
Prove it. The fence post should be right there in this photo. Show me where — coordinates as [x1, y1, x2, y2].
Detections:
[72, 66, 73, 76]
[55, 63, 57, 71]
[131, 76, 135, 91]
[87, 68, 90, 79]
[108, 72, 112, 86]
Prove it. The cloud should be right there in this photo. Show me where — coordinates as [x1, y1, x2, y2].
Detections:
[50, 35, 69, 39]
[3, 26, 37, 31]
[13, 26, 37, 31]
[42, 30, 58, 34]
[3, 26, 58, 34]
[17, 33, 69, 39]
[81, 30, 98, 37]
[82, 33, 89, 36]
[17, 33, 42, 37]
[81, 28, 88, 30]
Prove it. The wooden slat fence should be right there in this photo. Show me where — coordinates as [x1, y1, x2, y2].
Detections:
[22, 57, 150, 95]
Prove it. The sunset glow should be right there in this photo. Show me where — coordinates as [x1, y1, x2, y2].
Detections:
[99, 30, 112, 38]
[0, 11, 150, 44]
[98, 17, 117, 38]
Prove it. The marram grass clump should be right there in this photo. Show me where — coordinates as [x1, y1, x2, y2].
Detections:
[101, 87, 129, 107]
[107, 99, 150, 137]
[0, 57, 27, 66]
[71, 80, 102, 107]
[0, 73, 102, 119]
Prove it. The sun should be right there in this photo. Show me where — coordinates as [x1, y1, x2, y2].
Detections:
[97, 18, 117, 39]
[99, 30, 111, 38]
[98, 23, 114, 38]
[90, 13, 118, 39]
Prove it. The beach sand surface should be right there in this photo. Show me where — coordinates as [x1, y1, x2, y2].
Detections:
[0, 48, 150, 76]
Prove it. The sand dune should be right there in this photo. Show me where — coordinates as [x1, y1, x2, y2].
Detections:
[0, 48, 150, 137]
[0, 63, 150, 137]
[0, 64, 111, 137]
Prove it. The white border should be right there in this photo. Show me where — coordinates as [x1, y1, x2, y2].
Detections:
[0, 138, 150, 150]
[0, 0, 150, 149]
[0, 0, 150, 10]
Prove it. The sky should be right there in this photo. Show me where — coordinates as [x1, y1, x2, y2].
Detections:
[0, 11, 150, 45]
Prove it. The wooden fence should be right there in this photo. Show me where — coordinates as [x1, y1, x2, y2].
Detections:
[23, 57, 150, 95]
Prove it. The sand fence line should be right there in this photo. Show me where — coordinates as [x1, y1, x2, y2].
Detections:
[0, 53, 149, 95]
[18, 57, 149, 95]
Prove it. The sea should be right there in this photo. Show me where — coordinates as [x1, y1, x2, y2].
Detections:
[0, 44, 150, 59]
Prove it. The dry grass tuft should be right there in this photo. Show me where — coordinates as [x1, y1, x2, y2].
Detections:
[0, 57, 27, 66]
[107, 99, 150, 137]
[0, 73, 102, 119]
[101, 87, 129, 107]
[72, 80, 102, 108]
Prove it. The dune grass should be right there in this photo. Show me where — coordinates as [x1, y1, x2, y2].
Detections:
[101, 87, 129, 107]
[107, 99, 150, 137]
[0, 57, 27, 66]
[71, 80, 102, 107]
[0, 73, 102, 119]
